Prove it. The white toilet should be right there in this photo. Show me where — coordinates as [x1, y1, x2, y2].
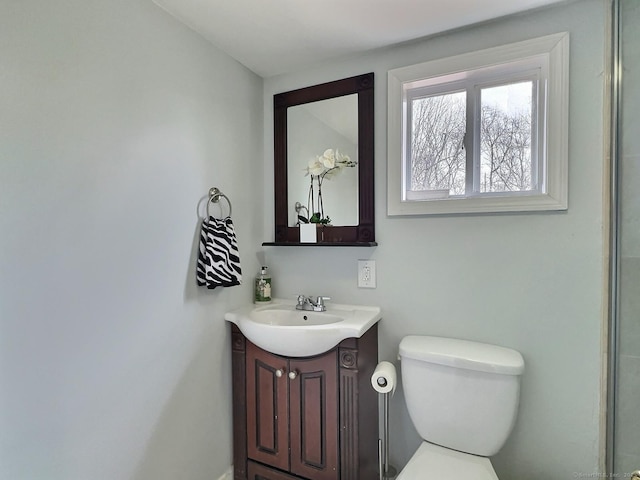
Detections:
[397, 335, 525, 479]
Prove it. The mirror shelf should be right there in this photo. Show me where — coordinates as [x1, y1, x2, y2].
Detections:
[268, 73, 376, 247]
[262, 241, 378, 247]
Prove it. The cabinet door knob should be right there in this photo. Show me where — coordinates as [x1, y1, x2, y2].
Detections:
[288, 370, 298, 380]
[275, 369, 284, 378]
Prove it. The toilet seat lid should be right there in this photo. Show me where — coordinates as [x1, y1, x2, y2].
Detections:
[396, 442, 499, 480]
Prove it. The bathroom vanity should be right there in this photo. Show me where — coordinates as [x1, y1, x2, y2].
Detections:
[230, 323, 379, 480]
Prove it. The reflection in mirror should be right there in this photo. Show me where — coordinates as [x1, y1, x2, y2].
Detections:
[287, 94, 359, 226]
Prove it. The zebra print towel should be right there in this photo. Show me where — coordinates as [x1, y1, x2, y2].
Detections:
[196, 216, 242, 289]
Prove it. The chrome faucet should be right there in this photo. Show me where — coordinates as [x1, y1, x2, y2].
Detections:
[296, 295, 331, 312]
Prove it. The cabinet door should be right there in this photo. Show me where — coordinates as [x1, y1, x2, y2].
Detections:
[289, 351, 339, 480]
[246, 342, 290, 472]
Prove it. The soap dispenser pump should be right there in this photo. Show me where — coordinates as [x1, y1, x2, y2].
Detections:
[254, 266, 272, 304]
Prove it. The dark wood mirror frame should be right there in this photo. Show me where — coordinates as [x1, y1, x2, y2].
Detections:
[264, 72, 376, 247]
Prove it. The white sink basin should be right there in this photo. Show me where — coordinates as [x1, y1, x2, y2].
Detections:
[225, 299, 382, 357]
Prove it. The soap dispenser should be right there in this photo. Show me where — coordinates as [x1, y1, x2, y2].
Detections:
[254, 266, 272, 304]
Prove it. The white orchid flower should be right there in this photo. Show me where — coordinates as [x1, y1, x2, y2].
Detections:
[307, 157, 326, 176]
[338, 152, 350, 164]
[303, 148, 357, 179]
[321, 149, 336, 169]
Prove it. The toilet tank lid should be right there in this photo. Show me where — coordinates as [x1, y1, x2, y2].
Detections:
[399, 336, 525, 375]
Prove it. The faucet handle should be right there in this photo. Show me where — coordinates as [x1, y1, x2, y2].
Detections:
[316, 296, 331, 307]
[296, 295, 307, 305]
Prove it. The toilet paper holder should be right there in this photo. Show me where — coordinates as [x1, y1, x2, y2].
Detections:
[378, 393, 397, 480]
[372, 362, 398, 480]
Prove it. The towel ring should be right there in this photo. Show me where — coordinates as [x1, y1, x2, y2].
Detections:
[207, 187, 232, 218]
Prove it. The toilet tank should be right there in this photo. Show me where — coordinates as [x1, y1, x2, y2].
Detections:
[399, 336, 524, 457]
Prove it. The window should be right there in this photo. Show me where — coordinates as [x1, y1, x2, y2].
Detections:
[388, 33, 569, 215]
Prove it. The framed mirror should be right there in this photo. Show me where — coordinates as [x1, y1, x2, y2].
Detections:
[266, 73, 376, 246]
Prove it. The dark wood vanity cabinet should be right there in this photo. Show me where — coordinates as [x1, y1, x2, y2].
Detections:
[246, 343, 338, 479]
[231, 323, 379, 480]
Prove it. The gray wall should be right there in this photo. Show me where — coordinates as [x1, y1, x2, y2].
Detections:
[0, 1, 262, 479]
[616, 0, 640, 473]
[262, 1, 607, 478]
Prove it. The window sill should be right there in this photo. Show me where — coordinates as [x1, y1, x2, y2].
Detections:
[387, 191, 567, 216]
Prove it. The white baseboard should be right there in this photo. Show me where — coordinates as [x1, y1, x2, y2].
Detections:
[216, 466, 233, 480]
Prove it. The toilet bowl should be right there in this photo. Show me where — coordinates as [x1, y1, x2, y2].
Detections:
[396, 335, 524, 479]
[397, 442, 498, 479]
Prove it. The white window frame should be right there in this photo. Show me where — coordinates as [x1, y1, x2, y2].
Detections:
[387, 32, 569, 215]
